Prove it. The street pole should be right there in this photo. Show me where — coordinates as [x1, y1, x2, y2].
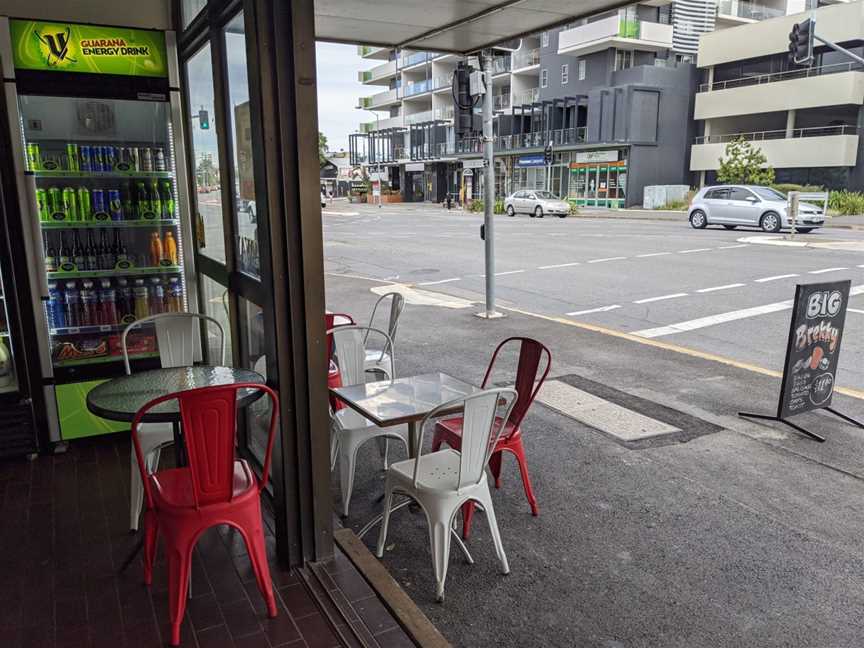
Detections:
[479, 49, 501, 318]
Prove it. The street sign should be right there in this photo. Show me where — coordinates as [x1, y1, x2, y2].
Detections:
[516, 154, 545, 168]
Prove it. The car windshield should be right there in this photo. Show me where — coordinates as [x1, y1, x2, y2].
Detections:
[752, 187, 786, 201]
[534, 191, 557, 200]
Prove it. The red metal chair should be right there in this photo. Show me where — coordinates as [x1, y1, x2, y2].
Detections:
[431, 337, 551, 539]
[131, 383, 280, 647]
[326, 313, 355, 411]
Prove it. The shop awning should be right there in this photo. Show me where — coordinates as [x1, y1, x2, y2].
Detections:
[314, 0, 632, 54]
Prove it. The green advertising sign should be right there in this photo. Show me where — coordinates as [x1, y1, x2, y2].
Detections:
[10, 19, 167, 78]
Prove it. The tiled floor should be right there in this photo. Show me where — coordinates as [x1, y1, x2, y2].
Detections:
[0, 435, 415, 648]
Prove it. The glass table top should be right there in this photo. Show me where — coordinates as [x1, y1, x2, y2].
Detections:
[331, 372, 479, 426]
[87, 365, 265, 423]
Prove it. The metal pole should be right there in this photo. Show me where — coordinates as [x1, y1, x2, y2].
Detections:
[479, 49, 501, 318]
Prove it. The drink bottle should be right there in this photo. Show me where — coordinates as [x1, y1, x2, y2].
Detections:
[99, 229, 113, 270]
[160, 181, 174, 218]
[80, 280, 98, 326]
[77, 187, 91, 221]
[62, 187, 78, 220]
[133, 279, 150, 320]
[64, 281, 80, 327]
[113, 231, 128, 264]
[47, 282, 65, 329]
[72, 231, 85, 269]
[58, 232, 71, 265]
[149, 278, 164, 315]
[153, 147, 166, 171]
[98, 279, 118, 326]
[166, 277, 183, 312]
[149, 182, 162, 218]
[137, 181, 151, 217]
[116, 278, 133, 323]
[163, 231, 178, 265]
[85, 231, 98, 271]
[122, 182, 136, 220]
[36, 188, 49, 221]
[139, 147, 153, 172]
[44, 234, 57, 272]
[149, 231, 163, 266]
[26, 143, 41, 171]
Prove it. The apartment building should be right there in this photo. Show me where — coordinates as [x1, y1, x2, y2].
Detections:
[691, 0, 864, 189]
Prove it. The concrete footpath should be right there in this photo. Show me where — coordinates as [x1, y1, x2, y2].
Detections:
[329, 273, 864, 648]
[575, 207, 864, 229]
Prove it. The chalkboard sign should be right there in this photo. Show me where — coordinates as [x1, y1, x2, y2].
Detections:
[778, 280, 850, 419]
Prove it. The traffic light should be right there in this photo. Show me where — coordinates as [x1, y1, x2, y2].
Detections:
[544, 143, 553, 165]
[453, 62, 474, 138]
[788, 18, 814, 66]
[199, 109, 210, 130]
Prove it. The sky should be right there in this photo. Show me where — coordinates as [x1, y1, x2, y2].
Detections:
[315, 42, 368, 153]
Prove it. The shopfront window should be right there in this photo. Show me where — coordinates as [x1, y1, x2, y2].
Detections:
[238, 298, 269, 463]
[200, 273, 233, 364]
[181, 0, 207, 28]
[224, 13, 261, 279]
[186, 44, 226, 264]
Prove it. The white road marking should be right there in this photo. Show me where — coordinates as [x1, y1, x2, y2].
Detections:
[634, 293, 688, 304]
[566, 305, 621, 316]
[495, 270, 525, 276]
[858, 265, 864, 268]
[588, 256, 627, 264]
[848, 308, 864, 315]
[678, 248, 712, 254]
[754, 274, 799, 283]
[696, 283, 746, 294]
[538, 262, 581, 269]
[633, 285, 864, 338]
[718, 244, 749, 249]
[809, 267, 848, 274]
[636, 252, 672, 258]
[417, 278, 462, 286]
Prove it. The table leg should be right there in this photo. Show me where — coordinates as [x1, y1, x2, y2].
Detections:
[173, 421, 186, 467]
[408, 421, 418, 458]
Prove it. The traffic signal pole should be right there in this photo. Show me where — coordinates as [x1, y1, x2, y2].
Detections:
[478, 49, 502, 319]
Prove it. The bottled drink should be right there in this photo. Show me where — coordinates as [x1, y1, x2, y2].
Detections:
[62, 187, 78, 220]
[113, 231, 128, 264]
[139, 147, 153, 172]
[149, 182, 162, 219]
[137, 181, 151, 217]
[48, 187, 62, 218]
[98, 279, 118, 326]
[149, 278, 164, 315]
[133, 279, 149, 320]
[149, 231, 163, 266]
[72, 231, 85, 269]
[77, 187, 91, 221]
[26, 143, 41, 171]
[36, 188, 49, 221]
[58, 232, 71, 266]
[64, 281, 80, 327]
[116, 278, 133, 324]
[85, 231, 98, 271]
[44, 234, 57, 272]
[159, 181, 174, 218]
[163, 231, 178, 265]
[47, 282, 65, 329]
[80, 280, 98, 326]
[122, 182, 136, 220]
[166, 277, 183, 313]
[98, 229, 113, 270]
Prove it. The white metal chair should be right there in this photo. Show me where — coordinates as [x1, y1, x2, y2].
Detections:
[364, 292, 405, 379]
[376, 388, 518, 602]
[123, 312, 225, 531]
[329, 325, 409, 517]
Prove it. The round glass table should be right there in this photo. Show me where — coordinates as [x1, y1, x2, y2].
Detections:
[87, 365, 265, 423]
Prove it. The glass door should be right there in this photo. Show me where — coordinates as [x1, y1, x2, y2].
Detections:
[0, 261, 18, 394]
[18, 95, 189, 377]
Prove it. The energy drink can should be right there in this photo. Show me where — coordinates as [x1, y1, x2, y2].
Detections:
[108, 189, 122, 221]
[26, 143, 41, 171]
[48, 187, 62, 217]
[139, 147, 153, 172]
[62, 187, 78, 220]
[35, 188, 49, 221]
[91, 189, 106, 217]
[77, 187, 91, 221]
[66, 143, 79, 172]
[102, 146, 115, 171]
[79, 145, 92, 172]
[153, 147, 166, 171]
[126, 147, 139, 171]
[91, 146, 104, 172]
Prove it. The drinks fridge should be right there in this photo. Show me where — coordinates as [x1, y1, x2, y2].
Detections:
[1, 18, 197, 443]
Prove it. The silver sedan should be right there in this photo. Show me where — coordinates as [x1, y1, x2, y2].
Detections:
[504, 190, 571, 218]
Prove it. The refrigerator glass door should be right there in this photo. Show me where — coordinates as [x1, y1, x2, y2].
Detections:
[17, 95, 188, 373]
[0, 261, 19, 394]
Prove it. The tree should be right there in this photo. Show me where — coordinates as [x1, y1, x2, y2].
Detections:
[318, 132, 328, 166]
[716, 137, 775, 186]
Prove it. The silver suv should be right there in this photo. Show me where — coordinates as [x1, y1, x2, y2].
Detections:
[688, 185, 824, 233]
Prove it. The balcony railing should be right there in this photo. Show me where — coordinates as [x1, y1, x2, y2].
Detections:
[359, 87, 401, 108]
[512, 48, 540, 70]
[700, 60, 864, 92]
[715, 0, 785, 21]
[400, 51, 429, 68]
[694, 124, 859, 144]
[403, 79, 432, 97]
[432, 74, 452, 91]
[492, 56, 512, 75]
[493, 94, 511, 111]
[405, 109, 435, 124]
[452, 127, 586, 154]
[558, 14, 673, 55]
[433, 106, 454, 120]
[513, 87, 540, 106]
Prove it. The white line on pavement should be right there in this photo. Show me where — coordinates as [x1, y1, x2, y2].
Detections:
[634, 293, 688, 304]
[696, 283, 746, 293]
[635, 252, 672, 258]
[754, 274, 799, 283]
[588, 256, 627, 263]
[495, 270, 526, 276]
[538, 262, 581, 269]
[417, 278, 462, 286]
[859, 265, 864, 268]
[566, 305, 621, 316]
[718, 244, 749, 249]
[849, 308, 864, 315]
[809, 267, 848, 274]
[633, 285, 864, 338]
[678, 248, 712, 254]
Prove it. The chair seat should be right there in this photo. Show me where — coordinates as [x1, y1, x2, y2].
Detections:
[435, 416, 518, 444]
[390, 448, 482, 493]
[150, 459, 257, 510]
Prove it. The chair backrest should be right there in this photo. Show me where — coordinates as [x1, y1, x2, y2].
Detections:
[414, 388, 517, 490]
[366, 292, 405, 352]
[481, 337, 551, 433]
[121, 312, 226, 375]
[325, 312, 355, 361]
[328, 325, 393, 386]
[131, 383, 279, 510]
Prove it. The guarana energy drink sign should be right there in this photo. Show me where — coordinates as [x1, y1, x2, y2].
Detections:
[9, 19, 167, 78]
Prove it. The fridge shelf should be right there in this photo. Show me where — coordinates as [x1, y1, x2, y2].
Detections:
[50, 323, 146, 336]
[54, 351, 160, 368]
[33, 171, 172, 179]
[41, 219, 180, 230]
[48, 266, 182, 280]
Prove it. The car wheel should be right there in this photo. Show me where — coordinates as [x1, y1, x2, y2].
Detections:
[558, 213, 567, 219]
[723, 225, 736, 230]
[760, 212, 781, 233]
[796, 228, 814, 234]
[689, 210, 707, 229]
[506, 205, 515, 217]
[534, 206, 544, 219]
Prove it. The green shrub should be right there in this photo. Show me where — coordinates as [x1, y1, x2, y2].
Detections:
[568, 202, 579, 215]
[771, 183, 824, 195]
[828, 190, 864, 216]
[468, 199, 505, 214]
[660, 200, 688, 211]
